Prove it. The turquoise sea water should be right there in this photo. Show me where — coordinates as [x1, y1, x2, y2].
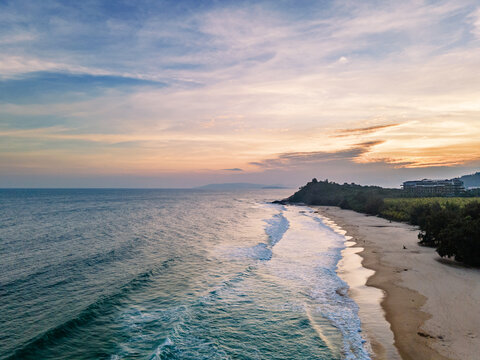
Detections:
[0, 189, 371, 359]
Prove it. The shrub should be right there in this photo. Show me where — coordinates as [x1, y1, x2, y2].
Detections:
[283, 179, 480, 266]
[364, 196, 385, 215]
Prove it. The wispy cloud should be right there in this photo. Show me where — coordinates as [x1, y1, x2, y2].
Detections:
[354, 120, 480, 168]
[0, 55, 112, 79]
[250, 141, 384, 169]
[469, 7, 480, 39]
[0, 72, 166, 104]
[334, 123, 401, 137]
[222, 168, 243, 171]
[1, 0, 480, 186]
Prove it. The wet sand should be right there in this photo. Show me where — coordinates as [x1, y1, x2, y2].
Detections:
[314, 206, 480, 360]
[317, 213, 401, 360]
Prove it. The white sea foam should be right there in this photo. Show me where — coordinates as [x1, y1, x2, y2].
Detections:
[149, 337, 175, 360]
[263, 206, 290, 247]
[244, 243, 273, 260]
[228, 204, 289, 261]
[108, 197, 371, 360]
[267, 206, 372, 360]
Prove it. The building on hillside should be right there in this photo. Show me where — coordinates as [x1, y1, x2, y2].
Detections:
[402, 178, 465, 196]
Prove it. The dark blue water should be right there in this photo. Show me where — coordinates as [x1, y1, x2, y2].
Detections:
[0, 189, 371, 359]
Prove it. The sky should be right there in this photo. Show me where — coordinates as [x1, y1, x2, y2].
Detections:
[1, 0, 480, 188]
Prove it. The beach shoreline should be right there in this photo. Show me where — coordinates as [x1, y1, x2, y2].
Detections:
[314, 206, 480, 360]
[317, 212, 400, 360]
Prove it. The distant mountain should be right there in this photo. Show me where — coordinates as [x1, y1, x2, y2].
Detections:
[460, 172, 480, 188]
[195, 183, 287, 190]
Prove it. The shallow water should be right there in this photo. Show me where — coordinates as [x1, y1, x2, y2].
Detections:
[320, 214, 401, 360]
[0, 189, 372, 359]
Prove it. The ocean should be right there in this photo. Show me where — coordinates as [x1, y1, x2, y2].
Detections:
[0, 189, 371, 360]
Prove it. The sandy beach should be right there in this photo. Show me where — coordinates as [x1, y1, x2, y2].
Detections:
[314, 206, 480, 360]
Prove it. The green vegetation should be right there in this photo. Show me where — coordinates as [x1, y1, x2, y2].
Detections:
[285, 178, 402, 214]
[380, 197, 480, 223]
[415, 202, 480, 266]
[280, 179, 480, 266]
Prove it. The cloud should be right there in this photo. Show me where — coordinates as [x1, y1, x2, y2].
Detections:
[222, 168, 243, 171]
[250, 141, 384, 169]
[353, 120, 480, 168]
[0, 71, 166, 104]
[2, 1, 480, 186]
[334, 123, 401, 137]
[470, 7, 480, 39]
[0, 55, 114, 79]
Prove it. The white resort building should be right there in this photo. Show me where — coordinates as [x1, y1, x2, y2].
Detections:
[402, 178, 465, 196]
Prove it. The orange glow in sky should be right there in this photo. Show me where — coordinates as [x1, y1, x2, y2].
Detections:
[1, 1, 480, 187]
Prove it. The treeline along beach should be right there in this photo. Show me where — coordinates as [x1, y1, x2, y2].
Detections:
[276, 179, 480, 266]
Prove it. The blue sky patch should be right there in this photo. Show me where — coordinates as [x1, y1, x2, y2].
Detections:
[0, 72, 166, 104]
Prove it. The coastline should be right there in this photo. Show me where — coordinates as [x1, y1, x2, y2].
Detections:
[314, 206, 480, 360]
[317, 212, 400, 360]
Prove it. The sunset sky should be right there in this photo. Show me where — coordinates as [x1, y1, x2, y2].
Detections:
[1, 0, 480, 187]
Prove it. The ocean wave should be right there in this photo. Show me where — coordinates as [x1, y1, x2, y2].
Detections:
[0, 235, 145, 294]
[230, 243, 272, 260]
[5, 258, 178, 360]
[227, 205, 289, 262]
[264, 206, 289, 247]
[314, 274, 371, 360]
[277, 206, 372, 360]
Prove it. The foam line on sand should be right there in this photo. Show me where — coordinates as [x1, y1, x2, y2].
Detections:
[314, 206, 480, 360]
